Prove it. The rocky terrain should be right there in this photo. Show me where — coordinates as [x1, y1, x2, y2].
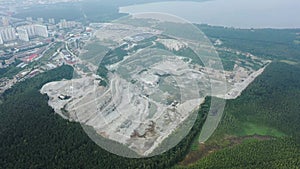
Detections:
[41, 18, 270, 157]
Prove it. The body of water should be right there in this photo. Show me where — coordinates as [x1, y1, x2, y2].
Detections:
[119, 0, 300, 29]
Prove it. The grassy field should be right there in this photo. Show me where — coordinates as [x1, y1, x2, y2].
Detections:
[40, 42, 63, 62]
[80, 41, 109, 65]
[240, 122, 286, 137]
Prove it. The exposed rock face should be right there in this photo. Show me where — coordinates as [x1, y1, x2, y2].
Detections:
[41, 58, 268, 156]
[41, 19, 270, 157]
[158, 39, 187, 51]
[41, 55, 207, 156]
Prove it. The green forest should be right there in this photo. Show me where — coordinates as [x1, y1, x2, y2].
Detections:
[199, 25, 300, 62]
[174, 62, 300, 169]
[0, 60, 22, 79]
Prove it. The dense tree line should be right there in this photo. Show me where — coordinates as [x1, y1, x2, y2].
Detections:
[174, 138, 300, 169]
[211, 62, 300, 140]
[199, 24, 300, 62]
[0, 60, 22, 79]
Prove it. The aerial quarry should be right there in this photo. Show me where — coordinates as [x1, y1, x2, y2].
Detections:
[40, 16, 270, 157]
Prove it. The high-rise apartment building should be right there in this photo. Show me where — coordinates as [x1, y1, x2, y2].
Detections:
[0, 35, 3, 44]
[34, 24, 48, 37]
[0, 27, 17, 42]
[16, 27, 29, 41]
[49, 18, 55, 24]
[17, 24, 48, 41]
[58, 19, 77, 29]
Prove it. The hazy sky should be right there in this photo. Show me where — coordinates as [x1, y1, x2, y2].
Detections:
[120, 0, 300, 28]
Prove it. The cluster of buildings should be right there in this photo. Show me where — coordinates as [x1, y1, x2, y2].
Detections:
[0, 27, 16, 44]
[16, 24, 48, 41]
[0, 14, 85, 66]
[58, 19, 79, 29]
[0, 3, 87, 94]
[60, 50, 75, 64]
[0, 16, 84, 45]
[0, 24, 48, 44]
